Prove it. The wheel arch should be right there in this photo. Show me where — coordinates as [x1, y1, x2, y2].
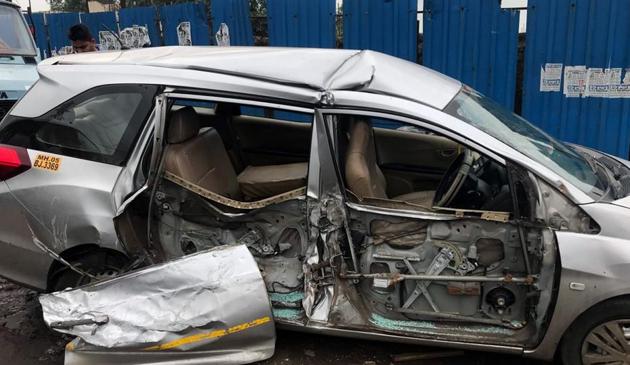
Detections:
[46, 243, 129, 292]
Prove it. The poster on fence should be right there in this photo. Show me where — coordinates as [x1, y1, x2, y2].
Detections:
[539, 63, 563, 92]
[99, 25, 151, 50]
[177, 22, 192, 46]
[99, 31, 120, 51]
[216, 23, 230, 46]
[563, 65, 587, 97]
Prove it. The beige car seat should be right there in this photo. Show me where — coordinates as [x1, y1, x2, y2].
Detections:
[345, 120, 435, 207]
[164, 107, 308, 201]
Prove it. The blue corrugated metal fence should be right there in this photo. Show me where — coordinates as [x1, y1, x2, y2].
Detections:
[118, 6, 161, 47]
[79, 11, 117, 48]
[46, 12, 79, 54]
[423, 0, 520, 110]
[267, 0, 336, 48]
[343, 0, 417, 61]
[522, 0, 630, 158]
[161, 2, 210, 46]
[25, 13, 48, 58]
[211, 0, 253, 46]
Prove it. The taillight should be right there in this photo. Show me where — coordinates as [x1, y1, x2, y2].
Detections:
[0, 145, 30, 181]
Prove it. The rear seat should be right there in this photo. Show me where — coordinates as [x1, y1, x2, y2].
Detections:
[164, 107, 307, 202]
[237, 162, 307, 200]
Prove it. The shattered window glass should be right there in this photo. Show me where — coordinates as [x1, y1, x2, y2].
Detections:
[0, 84, 157, 165]
[445, 87, 606, 199]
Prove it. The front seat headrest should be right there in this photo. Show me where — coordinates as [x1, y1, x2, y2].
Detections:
[168, 106, 200, 144]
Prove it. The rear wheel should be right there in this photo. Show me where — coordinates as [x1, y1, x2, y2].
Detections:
[560, 298, 630, 365]
[48, 249, 129, 292]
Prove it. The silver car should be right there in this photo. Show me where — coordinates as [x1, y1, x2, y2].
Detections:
[1, 47, 630, 365]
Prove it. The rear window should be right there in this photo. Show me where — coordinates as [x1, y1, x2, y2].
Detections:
[0, 84, 157, 165]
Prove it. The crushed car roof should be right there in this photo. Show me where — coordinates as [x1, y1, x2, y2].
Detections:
[40, 46, 462, 109]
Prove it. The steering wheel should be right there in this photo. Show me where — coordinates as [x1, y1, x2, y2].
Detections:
[433, 148, 474, 207]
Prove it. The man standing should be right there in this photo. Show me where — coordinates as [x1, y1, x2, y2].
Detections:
[68, 24, 98, 53]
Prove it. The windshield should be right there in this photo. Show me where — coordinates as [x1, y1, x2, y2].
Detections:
[0, 6, 36, 56]
[445, 87, 606, 199]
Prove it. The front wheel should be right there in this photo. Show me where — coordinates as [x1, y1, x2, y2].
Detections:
[560, 298, 630, 365]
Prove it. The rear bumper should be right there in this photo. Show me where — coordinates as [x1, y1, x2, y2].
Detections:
[0, 181, 52, 291]
[0, 243, 52, 291]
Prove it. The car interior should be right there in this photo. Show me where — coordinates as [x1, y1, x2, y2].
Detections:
[339, 118, 456, 208]
[163, 101, 312, 203]
[109, 98, 560, 351]
[160, 101, 514, 214]
[334, 116, 513, 212]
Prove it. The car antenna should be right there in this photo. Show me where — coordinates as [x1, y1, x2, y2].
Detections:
[100, 23, 129, 50]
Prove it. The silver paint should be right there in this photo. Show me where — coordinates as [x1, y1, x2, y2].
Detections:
[40, 245, 275, 364]
[0, 46, 628, 362]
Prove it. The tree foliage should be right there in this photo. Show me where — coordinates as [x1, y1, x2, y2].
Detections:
[48, 0, 87, 12]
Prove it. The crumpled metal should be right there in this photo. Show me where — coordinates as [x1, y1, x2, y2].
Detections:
[39, 245, 273, 349]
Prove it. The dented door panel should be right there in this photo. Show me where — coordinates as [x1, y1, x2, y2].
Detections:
[40, 245, 275, 365]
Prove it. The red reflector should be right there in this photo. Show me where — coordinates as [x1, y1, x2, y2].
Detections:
[0, 145, 30, 181]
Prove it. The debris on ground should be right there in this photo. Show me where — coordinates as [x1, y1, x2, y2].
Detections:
[391, 350, 465, 363]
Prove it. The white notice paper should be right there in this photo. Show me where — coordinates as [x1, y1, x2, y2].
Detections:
[563, 65, 587, 97]
[540, 63, 563, 92]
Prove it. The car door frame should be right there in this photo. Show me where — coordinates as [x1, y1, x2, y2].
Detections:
[313, 105, 560, 350]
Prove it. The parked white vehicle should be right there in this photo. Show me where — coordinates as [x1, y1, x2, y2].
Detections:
[0, 0, 38, 119]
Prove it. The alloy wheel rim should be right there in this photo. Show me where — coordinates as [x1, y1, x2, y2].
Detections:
[582, 319, 630, 364]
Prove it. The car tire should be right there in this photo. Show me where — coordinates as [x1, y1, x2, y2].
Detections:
[560, 297, 630, 365]
[48, 249, 129, 292]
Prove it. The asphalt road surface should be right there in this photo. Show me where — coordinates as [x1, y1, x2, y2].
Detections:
[0, 278, 554, 365]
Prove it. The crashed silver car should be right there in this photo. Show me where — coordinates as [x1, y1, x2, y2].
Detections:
[1, 47, 630, 365]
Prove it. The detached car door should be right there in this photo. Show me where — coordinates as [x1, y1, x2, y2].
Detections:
[40, 244, 276, 365]
[0, 84, 157, 284]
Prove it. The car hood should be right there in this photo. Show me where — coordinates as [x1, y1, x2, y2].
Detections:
[0, 63, 38, 100]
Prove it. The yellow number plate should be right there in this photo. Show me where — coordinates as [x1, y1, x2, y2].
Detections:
[33, 154, 62, 172]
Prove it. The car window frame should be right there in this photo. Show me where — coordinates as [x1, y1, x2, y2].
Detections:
[317, 108, 513, 220]
[149, 91, 316, 217]
[0, 84, 159, 166]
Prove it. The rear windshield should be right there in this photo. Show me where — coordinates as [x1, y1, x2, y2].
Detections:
[0, 84, 158, 166]
[0, 6, 36, 56]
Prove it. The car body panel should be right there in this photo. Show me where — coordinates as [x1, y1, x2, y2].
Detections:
[525, 202, 630, 359]
[39, 244, 275, 365]
[0, 180, 52, 289]
[5, 149, 124, 255]
[39, 47, 462, 110]
[0, 62, 38, 99]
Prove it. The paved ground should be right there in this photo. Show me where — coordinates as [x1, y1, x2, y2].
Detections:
[0, 278, 554, 365]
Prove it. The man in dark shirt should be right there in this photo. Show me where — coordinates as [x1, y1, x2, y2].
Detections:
[68, 24, 98, 53]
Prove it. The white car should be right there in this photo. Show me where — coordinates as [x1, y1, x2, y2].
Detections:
[1, 47, 630, 365]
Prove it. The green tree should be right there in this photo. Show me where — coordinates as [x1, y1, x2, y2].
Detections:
[250, 0, 266, 16]
[48, 0, 87, 12]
